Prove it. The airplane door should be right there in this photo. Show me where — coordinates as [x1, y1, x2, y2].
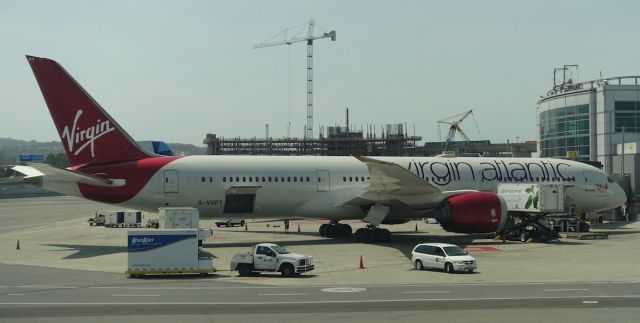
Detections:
[583, 171, 595, 191]
[317, 170, 330, 192]
[164, 170, 179, 193]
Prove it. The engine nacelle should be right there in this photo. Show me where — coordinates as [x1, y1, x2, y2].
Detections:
[437, 191, 508, 233]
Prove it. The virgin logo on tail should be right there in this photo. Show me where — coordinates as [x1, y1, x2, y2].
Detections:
[61, 109, 116, 157]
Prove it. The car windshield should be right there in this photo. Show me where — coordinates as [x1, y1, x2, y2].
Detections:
[443, 246, 466, 256]
[271, 245, 290, 254]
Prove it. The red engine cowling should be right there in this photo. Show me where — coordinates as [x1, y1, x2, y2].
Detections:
[437, 192, 508, 233]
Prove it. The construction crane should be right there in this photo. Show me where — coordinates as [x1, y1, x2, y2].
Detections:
[254, 19, 336, 140]
[438, 109, 476, 152]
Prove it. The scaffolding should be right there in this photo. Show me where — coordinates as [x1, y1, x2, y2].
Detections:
[203, 126, 421, 156]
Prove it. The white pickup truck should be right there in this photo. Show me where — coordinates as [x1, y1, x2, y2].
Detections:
[230, 243, 314, 277]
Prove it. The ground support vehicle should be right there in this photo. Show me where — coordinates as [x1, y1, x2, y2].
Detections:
[230, 243, 314, 277]
[145, 218, 159, 229]
[102, 210, 142, 228]
[159, 207, 200, 229]
[215, 219, 246, 227]
[126, 229, 214, 276]
[497, 183, 570, 242]
[411, 243, 477, 273]
[87, 213, 105, 226]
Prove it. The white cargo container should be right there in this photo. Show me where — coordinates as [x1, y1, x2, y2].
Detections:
[103, 211, 124, 227]
[124, 211, 142, 227]
[159, 207, 199, 229]
[126, 229, 214, 276]
[497, 183, 564, 213]
[103, 210, 142, 227]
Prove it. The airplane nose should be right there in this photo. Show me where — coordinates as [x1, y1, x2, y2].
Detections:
[613, 183, 628, 207]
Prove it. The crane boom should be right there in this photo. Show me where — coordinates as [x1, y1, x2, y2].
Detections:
[438, 108, 475, 152]
[254, 19, 336, 141]
[253, 32, 336, 48]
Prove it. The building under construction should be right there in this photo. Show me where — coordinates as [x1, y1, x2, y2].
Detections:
[204, 123, 421, 156]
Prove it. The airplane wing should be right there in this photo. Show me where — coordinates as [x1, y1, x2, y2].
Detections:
[12, 163, 119, 187]
[349, 155, 441, 208]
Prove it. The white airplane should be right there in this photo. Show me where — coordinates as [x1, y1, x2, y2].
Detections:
[15, 56, 626, 243]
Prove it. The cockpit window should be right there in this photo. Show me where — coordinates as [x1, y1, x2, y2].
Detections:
[607, 176, 614, 183]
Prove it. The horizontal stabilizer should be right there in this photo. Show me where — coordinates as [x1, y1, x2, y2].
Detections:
[13, 163, 120, 187]
[11, 165, 44, 178]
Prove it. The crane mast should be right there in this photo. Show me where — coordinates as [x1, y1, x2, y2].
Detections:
[254, 19, 336, 141]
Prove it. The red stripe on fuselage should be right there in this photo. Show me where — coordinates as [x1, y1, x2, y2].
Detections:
[73, 156, 180, 203]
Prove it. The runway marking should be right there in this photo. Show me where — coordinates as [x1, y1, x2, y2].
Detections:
[582, 300, 599, 304]
[111, 294, 161, 297]
[544, 289, 589, 292]
[16, 285, 78, 289]
[0, 294, 639, 305]
[321, 287, 367, 293]
[86, 281, 639, 291]
[257, 293, 308, 296]
[402, 291, 451, 294]
[7, 294, 24, 296]
[464, 246, 502, 252]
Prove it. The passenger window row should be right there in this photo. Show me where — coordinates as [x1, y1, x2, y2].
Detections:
[203, 176, 313, 183]
[423, 176, 576, 183]
[342, 176, 369, 182]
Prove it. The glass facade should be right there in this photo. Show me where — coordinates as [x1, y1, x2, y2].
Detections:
[539, 104, 590, 159]
[614, 101, 640, 132]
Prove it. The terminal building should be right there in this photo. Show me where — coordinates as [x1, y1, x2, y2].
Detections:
[537, 70, 640, 198]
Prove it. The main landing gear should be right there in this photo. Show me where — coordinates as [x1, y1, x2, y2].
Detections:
[319, 221, 353, 238]
[354, 225, 391, 243]
[318, 221, 391, 243]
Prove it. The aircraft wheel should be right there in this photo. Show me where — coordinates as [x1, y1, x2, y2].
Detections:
[360, 229, 375, 244]
[354, 228, 365, 242]
[325, 224, 337, 238]
[319, 224, 329, 237]
[374, 228, 391, 243]
[337, 224, 352, 237]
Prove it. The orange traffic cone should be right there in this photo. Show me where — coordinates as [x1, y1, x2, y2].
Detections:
[297, 224, 301, 233]
[359, 255, 365, 269]
[245, 224, 248, 231]
[16, 240, 20, 250]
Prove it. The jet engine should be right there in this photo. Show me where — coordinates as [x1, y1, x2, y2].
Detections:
[436, 191, 508, 233]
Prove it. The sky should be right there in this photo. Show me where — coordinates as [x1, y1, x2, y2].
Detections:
[1, 0, 639, 146]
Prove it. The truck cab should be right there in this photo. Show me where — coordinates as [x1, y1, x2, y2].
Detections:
[231, 243, 314, 277]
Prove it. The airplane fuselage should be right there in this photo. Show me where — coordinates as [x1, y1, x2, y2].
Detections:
[98, 155, 626, 220]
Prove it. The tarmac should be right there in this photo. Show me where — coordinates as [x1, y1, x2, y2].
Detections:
[1, 196, 639, 285]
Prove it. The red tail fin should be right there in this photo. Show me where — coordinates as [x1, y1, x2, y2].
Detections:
[26, 56, 151, 166]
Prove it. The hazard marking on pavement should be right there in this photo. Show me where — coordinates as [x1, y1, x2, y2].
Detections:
[464, 246, 502, 252]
